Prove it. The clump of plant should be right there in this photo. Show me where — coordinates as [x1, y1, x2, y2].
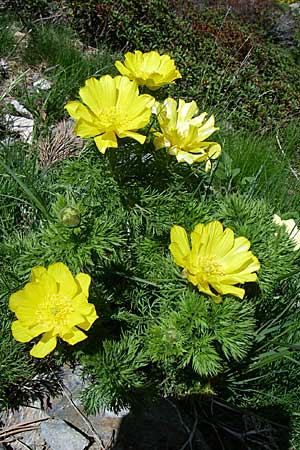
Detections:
[0, 0, 59, 24]
[1, 49, 300, 447]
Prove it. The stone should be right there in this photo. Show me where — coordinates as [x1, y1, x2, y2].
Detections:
[40, 419, 89, 450]
[6, 99, 33, 119]
[47, 366, 128, 444]
[0, 402, 49, 450]
[33, 78, 52, 91]
[4, 114, 34, 144]
[271, 13, 296, 44]
[14, 31, 27, 41]
[290, 3, 300, 12]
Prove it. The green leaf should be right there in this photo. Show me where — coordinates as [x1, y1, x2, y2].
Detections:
[0, 161, 51, 221]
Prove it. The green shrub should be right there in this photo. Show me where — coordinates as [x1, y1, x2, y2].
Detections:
[0, 0, 57, 23]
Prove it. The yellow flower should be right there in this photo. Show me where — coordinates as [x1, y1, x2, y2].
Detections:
[65, 75, 155, 154]
[9, 263, 98, 358]
[169, 221, 260, 303]
[153, 98, 221, 171]
[115, 50, 182, 90]
[273, 214, 300, 251]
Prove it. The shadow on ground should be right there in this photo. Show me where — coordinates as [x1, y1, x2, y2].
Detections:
[113, 397, 290, 450]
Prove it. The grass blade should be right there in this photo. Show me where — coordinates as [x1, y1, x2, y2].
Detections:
[0, 161, 51, 221]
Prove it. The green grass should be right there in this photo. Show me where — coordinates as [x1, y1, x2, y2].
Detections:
[18, 24, 119, 125]
[0, 14, 16, 57]
[212, 123, 300, 211]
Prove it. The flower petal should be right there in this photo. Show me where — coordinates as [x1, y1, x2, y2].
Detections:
[79, 77, 104, 114]
[30, 332, 57, 358]
[75, 273, 91, 297]
[47, 263, 78, 298]
[61, 327, 87, 345]
[11, 320, 34, 342]
[75, 118, 101, 138]
[117, 130, 146, 144]
[169, 225, 190, 267]
[94, 132, 118, 154]
[114, 60, 131, 77]
[31, 266, 47, 282]
[213, 283, 245, 299]
[78, 305, 99, 331]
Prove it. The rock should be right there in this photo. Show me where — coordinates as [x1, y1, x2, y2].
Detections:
[47, 366, 128, 444]
[14, 31, 27, 41]
[0, 402, 49, 450]
[6, 99, 33, 119]
[40, 419, 90, 450]
[272, 13, 296, 44]
[290, 3, 300, 12]
[33, 78, 52, 91]
[4, 114, 34, 144]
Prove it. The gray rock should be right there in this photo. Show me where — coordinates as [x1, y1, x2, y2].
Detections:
[4, 114, 34, 144]
[290, 3, 300, 12]
[40, 419, 89, 450]
[47, 366, 127, 444]
[33, 78, 52, 91]
[6, 98, 33, 119]
[272, 13, 296, 44]
[0, 402, 49, 450]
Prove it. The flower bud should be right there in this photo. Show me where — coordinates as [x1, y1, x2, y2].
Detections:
[59, 206, 81, 228]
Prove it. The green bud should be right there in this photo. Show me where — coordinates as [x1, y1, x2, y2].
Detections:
[59, 206, 81, 228]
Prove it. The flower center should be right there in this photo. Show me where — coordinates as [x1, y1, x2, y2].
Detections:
[198, 256, 224, 277]
[100, 106, 129, 131]
[35, 294, 75, 331]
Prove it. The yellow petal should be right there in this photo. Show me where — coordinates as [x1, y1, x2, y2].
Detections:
[169, 225, 190, 267]
[47, 263, 78, 298]
[9, 290, 30, 313]
[31, 266, 47, 282]
[117, 130, 146, 144]
[174, 149, 203, 164]
[178, 100, 199, 123]
[11, 320, 34, 342]
[221, 273, 257, 284]
[30, 333, 57, 358]
[116, 77, 139, 109]
[61, 327, 87, 345]
[63, 310, 85, 329]
[115, 60, 131, 77]
[214, 283, 245, 299]
[79, 77, 104, 114]
[9, 283, 48, 324]
[201, 221, 224, 255]
[64, 101, 92, 121]
[94, 132, 118, 154]
[78, 305, 99, 331]
[197, 280, 215, 297]
[216, 228, 235, 258]
[75, 273, 91, 297]
[221, 252, 256, 274]
[207, 143, 222, 159]
[71, 292, 91, 311]
[75, 118, 101, 138]
[125, 94, 154, 123]
[38, 272, 58, 296]
[190, 224, 205, 258]
[273, 214, 282, 226]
